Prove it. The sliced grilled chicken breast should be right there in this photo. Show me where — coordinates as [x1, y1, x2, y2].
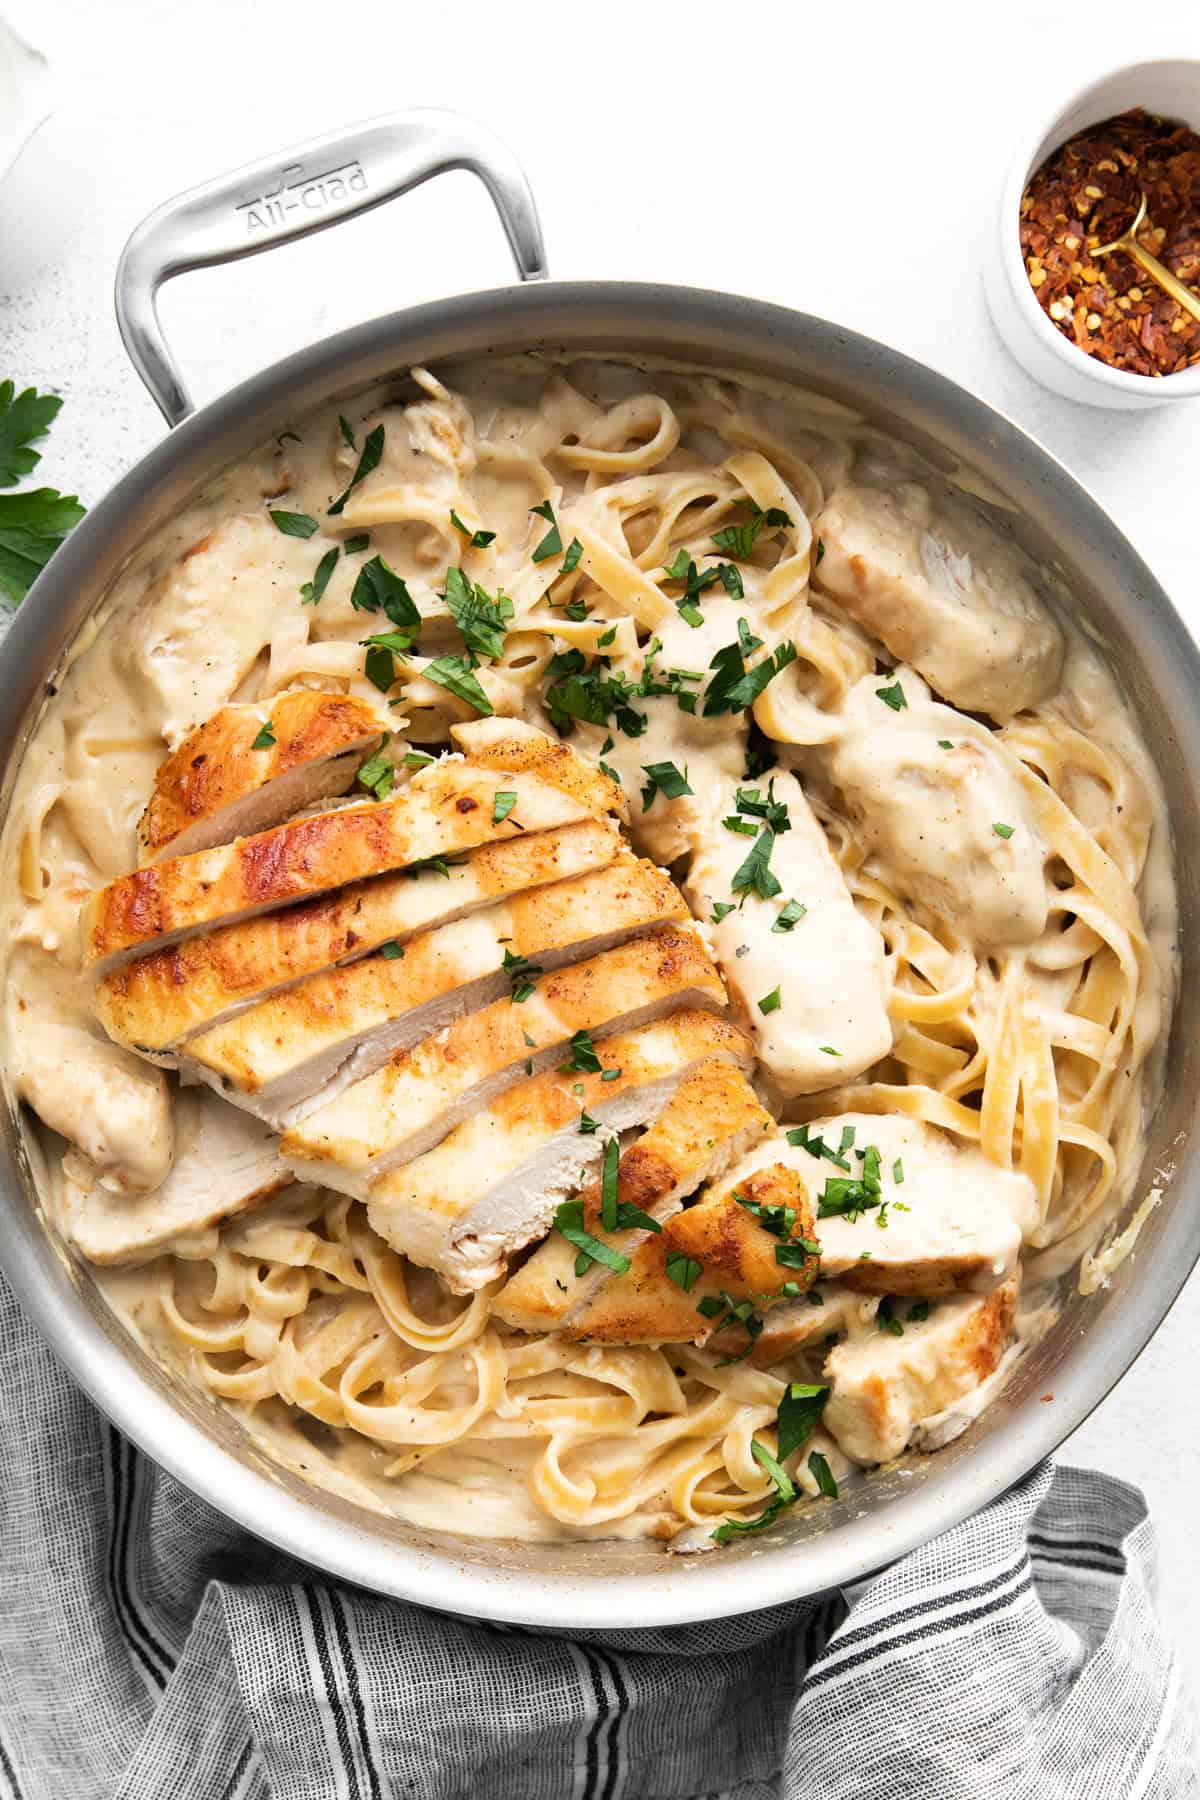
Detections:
[365, 1010, 754, 1291]
[685, 769, 892, 1096]
[814, 481, 1064, 720]
[564, 1160, 820, 1345]
[184, 857, 687, 1125]
[822, 1274, 1019, 1463]
[83, 745, 621, 973]
[95, 819, 621, 1054]
[731, 1283, 879, 1367]
[494, 1060, 774, 1334]
[281, 926, 726, 1193]
[738, 1113, 1036, 1294]
[451, 717, 630, 822]
[52, 1091, 286, 1265]
[136, 691, 387, 864]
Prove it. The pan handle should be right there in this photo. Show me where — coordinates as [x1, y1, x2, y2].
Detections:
[114, 109, 548, 428]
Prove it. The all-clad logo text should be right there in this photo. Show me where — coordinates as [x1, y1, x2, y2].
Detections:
[236, 160, 368, 234]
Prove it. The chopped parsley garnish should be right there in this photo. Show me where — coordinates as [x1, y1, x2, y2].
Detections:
[501, 947, 540, 1003]
[820, 1045, 840, 1057]
[276, 430, 301, 447]
[344, 533, 370, 554]
[355, 736, 395, 800]
[422, 654, 493, 716]
[601, 1067, 622, 1082]
[666, 1251, 702, 1292]
[893, 1158, 905, 1184]
[875, 680, 907, 712]
[731, 829, 782, 901]
[711, 502, 792, 561]
[269, 509, 318, 538]
[300, 545, 339, 604]
[993, 821, 1015, 839]
[735, 1192, 796, 1238]
[710, 902, 736, 926]
[553, 1198, 630, 1276]
[696, 1294, 726, 1320]
[250, 720, 276, 750]
[404, 854, 464, 879]
[732, 780, 790, 835]
[908, 1300, 930, 1323]
[0, 384, 85, 604]
[338, 414, 356, 448]
[814, 537, 825, 566]
[786, 1125, 851, 1171]
[817, 1143, 886, 1221]
[379, 940, 404, 960]
[723, 816, 758, 836]
[560, 1028, 602, 1075]
[351, 555, 422, 628]
[450, 509, 496, 549]
[938, 738, 953, 750]
[662, 548, 733, 625]
[403, 749, 435, 768]
[702, 627, 797, 718]
[561, 537, 583, 576]
[443, 566, 513, 660]
[529, 499, 563, 563]
[640, 760, 692, 810]
[596, 624, 617, 648]
[807, 1450, 838, 1499]
[878, 1298, 904, 1337]
[578, 1112, 600, 1135]
[711, 1437, 797, 1542]
[777, 1382, 829, 1461]
[773, 899, 807, 933]
[364, 643, 398, 692]
[758, 986, 782, 1015]
[492, 790, 518, 824]
[328, 421, 384, 514]
[774, 1242, 816, 1269]
[600, 1137, 620, 1231]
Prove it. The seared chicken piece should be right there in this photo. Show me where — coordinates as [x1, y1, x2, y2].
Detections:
[11, 1010, 173, 1194]
[745, 1113, 1036, 1294]
[814, 481, 1064, 720]
[494, 1060, 774, 1334]
[822, 1274, 1020, 1463]
[95, 819, 621, 1053]
[814, 671, 1048, 947]
[366, 1010, 754, 1290]
[731, 1283, 879, 1367]
[183, 857, 687, 1125]
[136, 691, 387, 864]
[685, 770, 892, 1096]
[281, 926, 726, 1193]
[116, 513, 311, 748]
[52, 1090, 286, 1264]
[82, 742, 622, 972]
[563, 1160, 820, 1345]
[451, 717, 630, 822]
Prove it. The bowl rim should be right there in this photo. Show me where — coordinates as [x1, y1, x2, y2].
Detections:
[3, 278, 1199, 1628]
[998, 53, 1200, 398]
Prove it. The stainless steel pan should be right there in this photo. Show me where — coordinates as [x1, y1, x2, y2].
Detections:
[2, 110, 1196, 1629]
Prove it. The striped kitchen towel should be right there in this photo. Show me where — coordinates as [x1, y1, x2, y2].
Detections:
[0, 1273, 1194, 1800]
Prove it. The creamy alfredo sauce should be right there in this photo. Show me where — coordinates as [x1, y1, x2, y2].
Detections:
[0, 355, 1178, 1542]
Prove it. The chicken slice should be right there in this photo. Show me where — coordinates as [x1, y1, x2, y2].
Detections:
[281, 925, 726, 1193]
[183, 856, 686, 1125]
[740, 1113, 1036, 1294]
[684, 769, 892, 1096]
[814, 481, 1064, 720]
[563, 1159, 820, 1345]
[813, 671, 1048, 946]
[493, 1060, 774, 1334]
[821, 1274, 1020, 1463]
[365, 1010, 754, 1291]
[51, 1090, 287, 1265]
[95, 819, 621, 1053]
[733, 1283, 879, 1367]
[451, 717, 630, 823]
[137, 691, 388, 864]
[82, 744, 622, 973]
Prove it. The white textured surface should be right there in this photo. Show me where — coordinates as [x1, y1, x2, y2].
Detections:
[1, 0, 1198, 1640]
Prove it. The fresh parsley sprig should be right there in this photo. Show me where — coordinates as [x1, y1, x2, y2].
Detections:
[0, 382, 85, 605]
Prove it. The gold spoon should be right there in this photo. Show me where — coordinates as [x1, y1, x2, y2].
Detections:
[1092, 192, 1200, 325]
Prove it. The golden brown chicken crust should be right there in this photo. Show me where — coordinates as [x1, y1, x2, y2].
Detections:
[136, 692, 385, 863]
[82, 759, 605, 971]
[95, 820, 623, 1052]
[451, 717, 626, 820]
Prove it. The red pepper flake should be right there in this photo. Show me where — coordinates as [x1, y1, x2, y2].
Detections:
[1020, 108, 1200, 377]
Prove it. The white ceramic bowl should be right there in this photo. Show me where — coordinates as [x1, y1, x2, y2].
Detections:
[0, 14, 50, 187]
[985, 57, 1200, 409]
